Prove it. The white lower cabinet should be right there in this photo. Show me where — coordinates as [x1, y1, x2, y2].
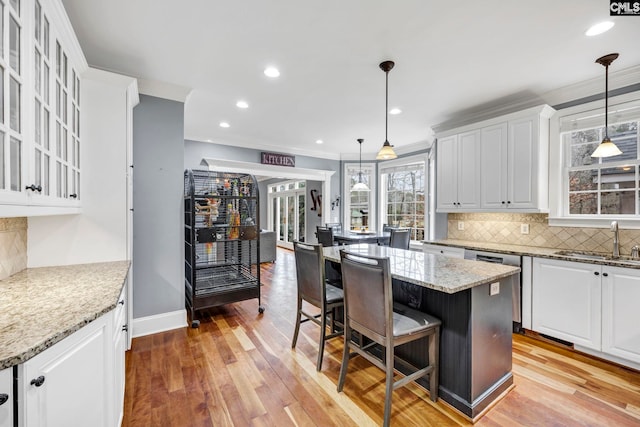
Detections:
[601, 266, 640, 364]
[0, 368, 12, 427]
[19, 314, 113, 427]
[17, 283, 128, 427]
[532, 258, 601, 350]
[423, 243, 465, 258]
[532, 257, 640, 367]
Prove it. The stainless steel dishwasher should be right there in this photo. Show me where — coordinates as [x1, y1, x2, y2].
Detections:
[464, 249, 522, 332]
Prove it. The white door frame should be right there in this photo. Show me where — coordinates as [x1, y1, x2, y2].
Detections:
[201, 157, 335, 224]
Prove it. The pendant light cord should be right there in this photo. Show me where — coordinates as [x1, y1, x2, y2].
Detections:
[604, 62, 609, 139]
[385, 70, 389, 143]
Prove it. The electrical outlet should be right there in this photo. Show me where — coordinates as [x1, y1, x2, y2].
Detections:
[458, 221, 465, 231]
[520, 223, 530, 234]
[490, 282, 500, 296]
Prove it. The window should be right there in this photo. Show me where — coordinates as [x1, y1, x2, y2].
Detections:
[343, 162, 375, 230]
[379, 155, 427, 240]
[551, 93, 640, 225]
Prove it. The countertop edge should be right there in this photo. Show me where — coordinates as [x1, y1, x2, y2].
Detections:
[0, 261, 130, 370]
[424, 239, 640, 269]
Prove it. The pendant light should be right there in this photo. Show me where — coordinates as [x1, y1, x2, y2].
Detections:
[351, 138, 370, 192]
[591, 53, 622, 158]
[376, 60, 398, 160]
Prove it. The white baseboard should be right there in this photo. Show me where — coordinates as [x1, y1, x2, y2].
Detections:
[131, 309, 187, 338]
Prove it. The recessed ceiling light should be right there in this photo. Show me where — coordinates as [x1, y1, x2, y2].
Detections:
[236, 100, 249, 109]
[316, 139, 323, 144]
[389, 108, 402, 115]
[586, 21, 614, 36]
[264, 67, 280, 78]
[219, 122, 230, 128]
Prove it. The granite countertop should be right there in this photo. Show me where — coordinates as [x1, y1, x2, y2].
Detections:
[424, 239, 640, 269]
[0, 261, 130, 370]
[323, 244, 520, 294]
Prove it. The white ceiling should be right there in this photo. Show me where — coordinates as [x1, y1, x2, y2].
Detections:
[61, 0, 640, 160]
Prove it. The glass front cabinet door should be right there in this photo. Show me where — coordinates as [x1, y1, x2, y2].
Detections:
[0, 0, 86, 215]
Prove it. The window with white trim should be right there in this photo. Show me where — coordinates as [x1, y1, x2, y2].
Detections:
[343, 162, 375, 230]
[559, 97, 640, 218]
[379, 155, 427, 240]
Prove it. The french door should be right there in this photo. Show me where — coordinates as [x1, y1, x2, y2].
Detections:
[268, 182, 306, 250]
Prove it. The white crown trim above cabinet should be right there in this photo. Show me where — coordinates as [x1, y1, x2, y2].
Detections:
[436, 105, 555, 213]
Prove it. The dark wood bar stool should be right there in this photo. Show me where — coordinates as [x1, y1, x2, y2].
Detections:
[292, 241, 344, 371]
[337, 250, 441, 427]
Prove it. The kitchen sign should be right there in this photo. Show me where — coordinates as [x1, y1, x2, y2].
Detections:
[261, 152, 296, 167]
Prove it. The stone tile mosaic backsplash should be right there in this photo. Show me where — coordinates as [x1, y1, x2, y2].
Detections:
[448, 213, 640, 255]
[0, 217, 27, 280]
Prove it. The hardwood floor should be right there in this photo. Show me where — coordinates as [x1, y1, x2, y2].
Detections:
[123, 248, 640, 426]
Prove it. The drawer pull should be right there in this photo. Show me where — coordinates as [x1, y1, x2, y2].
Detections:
[30, 376, 45, 387]
[0, 393, 8, 405]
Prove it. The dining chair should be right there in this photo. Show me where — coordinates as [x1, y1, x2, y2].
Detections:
[337, 250, 440, 427]
[388, 228, 411, 250]
[292, 241, 344, 371]
[316, 225, 335, 247]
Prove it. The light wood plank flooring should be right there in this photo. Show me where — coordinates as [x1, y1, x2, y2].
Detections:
[123, 248, 640, 426]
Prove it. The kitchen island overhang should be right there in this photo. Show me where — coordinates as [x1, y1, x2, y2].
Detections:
[323, 244, 520, 420]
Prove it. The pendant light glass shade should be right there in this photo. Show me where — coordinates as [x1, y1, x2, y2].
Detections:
[591, 53, 622, 158]
[377, 61, 398, 160]
[351, 138, 370, 192]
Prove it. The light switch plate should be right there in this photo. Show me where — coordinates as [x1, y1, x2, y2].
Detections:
[520, 224, 530, 234]
[458, 221, 465, 231]
[490, 282, 500, 296]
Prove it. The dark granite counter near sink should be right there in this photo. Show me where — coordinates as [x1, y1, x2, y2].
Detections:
[424, 239, 640, 268]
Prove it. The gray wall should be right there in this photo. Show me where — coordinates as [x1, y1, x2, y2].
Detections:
[133, 95, 185, 318]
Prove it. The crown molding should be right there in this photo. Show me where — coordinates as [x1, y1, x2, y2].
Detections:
[432, 64, 640, 134]
[187, 136, 343, 161]
[137, 78, 192, 103]
[48, 0, 88, 73]
[541, 64, 640, 107]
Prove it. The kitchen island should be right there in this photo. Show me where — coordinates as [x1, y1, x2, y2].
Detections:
[323, 244, 520, 420]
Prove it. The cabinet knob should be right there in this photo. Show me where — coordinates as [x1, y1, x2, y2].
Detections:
[30, 376, 45, 387]
[122, 324, 128, 332]
[594, 271, 600, 276]
[118, 299, 125, 305]
[501, 201, 505, 204]
[0, 393, 8, 405]
[507, 201, 511, 204]
[69, 193, 78, 199]
[25, 184, 42, 193]
[603, 272, 609, 277]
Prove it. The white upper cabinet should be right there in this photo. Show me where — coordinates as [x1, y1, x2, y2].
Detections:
[435, 131, 481, 211]
[436, 105, 555, 213]
[0, 0, 87, 216]
[480, 122, 508, 209]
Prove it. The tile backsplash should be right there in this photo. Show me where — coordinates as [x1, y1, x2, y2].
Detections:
[0, 217, 27, 280]
[448, 213, 640, 255]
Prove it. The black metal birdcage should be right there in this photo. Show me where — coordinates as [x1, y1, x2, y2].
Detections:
[184, 169, 263, 327]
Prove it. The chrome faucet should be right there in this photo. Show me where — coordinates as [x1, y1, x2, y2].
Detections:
[611, 221, 620, 258]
